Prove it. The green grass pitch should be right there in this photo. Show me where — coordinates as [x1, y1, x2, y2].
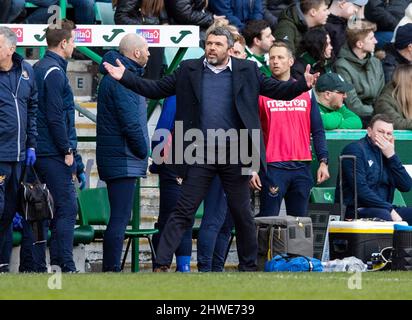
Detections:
[1, 272, 412, 300]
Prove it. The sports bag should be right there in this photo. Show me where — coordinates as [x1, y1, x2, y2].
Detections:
[19, 165, 54, 222]
[264, 253, 323, 272]
[19, 165, 54, 242]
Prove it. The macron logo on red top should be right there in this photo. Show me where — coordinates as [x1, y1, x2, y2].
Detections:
[265, 98, 308, 112]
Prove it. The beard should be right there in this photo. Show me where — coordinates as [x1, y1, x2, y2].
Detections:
[206, 55, 219, 66]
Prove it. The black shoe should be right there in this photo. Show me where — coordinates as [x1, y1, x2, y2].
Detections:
[154, 266, 170, 272]
[0, 264, 9, 273]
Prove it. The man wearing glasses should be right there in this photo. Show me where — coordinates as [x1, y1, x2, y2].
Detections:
[315, 72, 362, 130]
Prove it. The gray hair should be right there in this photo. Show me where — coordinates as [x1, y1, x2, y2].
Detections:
[205, 26, 235, 48]
[0, 27, 17, 47]
[119, 33, 147, 56]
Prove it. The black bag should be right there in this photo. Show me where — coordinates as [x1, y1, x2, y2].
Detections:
[255, 216, 314, 271]
[19, 165, 54, 241]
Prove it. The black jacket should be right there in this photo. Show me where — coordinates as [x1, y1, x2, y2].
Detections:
[382, 43, 412, 83]
[365, 0, 409, 31]
[165, 0, 214, 29]
[325, 14, 347, 57]
[114, 0, 168, 25]
[0, 0, 11, 22]
[262, 0, 292, 29]
[118, 57, 309, 177]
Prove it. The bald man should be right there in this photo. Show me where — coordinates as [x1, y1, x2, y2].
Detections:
[97, 33, 150, 272]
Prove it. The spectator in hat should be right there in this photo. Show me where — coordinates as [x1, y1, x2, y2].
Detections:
[382, 23, 412, 83]
[391, 3, 412, 41]
[315, 73, 362, 129]
[325, 0, 368, 56]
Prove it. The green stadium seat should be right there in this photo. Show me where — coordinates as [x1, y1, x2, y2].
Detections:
[310, 187, 336, 204]
[73, 225, 95, 246]
[310, 187, 407, 207]
[393, 189, 407, 207]
[94, 2, 115, 25]
[25, 1, 73, 8]
[77, 187, 158, 270]
[191, 202, 204, 239]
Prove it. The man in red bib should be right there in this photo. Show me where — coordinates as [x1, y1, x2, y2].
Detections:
[250, 41, 330, 217]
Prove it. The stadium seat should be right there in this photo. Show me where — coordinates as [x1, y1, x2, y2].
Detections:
[393, 189, 407, 207]
[310, 187, 336, 204]
[310, 187, 407, 207]
[94, 2, 115, 25]
[191, 202, 204, 239]
[25, 1, 73, 8]
[76, 187, 158, 270]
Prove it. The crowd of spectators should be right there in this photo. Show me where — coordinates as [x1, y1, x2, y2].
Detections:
[4, 0, 409, 129]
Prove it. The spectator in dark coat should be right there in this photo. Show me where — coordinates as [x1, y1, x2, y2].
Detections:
[4, 0, 24, 23]
[365, 0, 409, 48]
[326, 0, 368, 56]
[115, 0, 167, 80]
[382, 23, 412, 83]
[262, 0, 292, 30]
[365, 0, 408, 32]
[0, 0, 11, 22]
[208, 0, 264, 31]
[273, 0, 330, 55]
[97, 33, 149, 272]
[164, 0, 228, 46]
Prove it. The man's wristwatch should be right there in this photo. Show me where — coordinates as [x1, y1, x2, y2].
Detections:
[319, 158, 329, 165]
[65, 148, 73, 155]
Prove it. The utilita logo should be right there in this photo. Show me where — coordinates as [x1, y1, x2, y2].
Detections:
[75, 28, 92, 43]
[136, 29, 160, 44]
[11, 28, 23, 42]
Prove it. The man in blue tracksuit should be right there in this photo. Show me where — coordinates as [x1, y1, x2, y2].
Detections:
[337, 114, 412, 224]
[0, 27, 38, 272]
[33, 19, 85, 272]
